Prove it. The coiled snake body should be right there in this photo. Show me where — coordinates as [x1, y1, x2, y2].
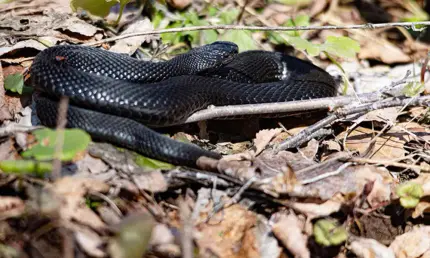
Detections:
[30, 41, 337, 167]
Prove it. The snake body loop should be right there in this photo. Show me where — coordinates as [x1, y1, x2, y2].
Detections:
[30, 41, 337, 167]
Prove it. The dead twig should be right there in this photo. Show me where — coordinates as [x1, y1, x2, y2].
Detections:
[179, 197, 193, 258]
[52, 96, 69, 179]
[278, 95, 430, 150]
[184, 72, 411, 124]
[348, 157, 430, 173]
[84, 21, 430, 46]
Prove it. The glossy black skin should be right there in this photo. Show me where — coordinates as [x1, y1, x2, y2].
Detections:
[30, 41, 337, 167]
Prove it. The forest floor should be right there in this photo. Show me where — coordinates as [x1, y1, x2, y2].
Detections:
[1, 0, 430, 257]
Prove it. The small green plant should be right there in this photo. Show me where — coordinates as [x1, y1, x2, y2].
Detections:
[397, 181, 424, 208]
[0, 160, 52, 176]
[313, 219, 348, 247]
[4, 73, 33, 95]
[70, 0, 131, 24]
[21, 128, 91, 161]
[0, 128, 91, 176]
[403, 82, 425, 97]
[268, 16, 360, 59]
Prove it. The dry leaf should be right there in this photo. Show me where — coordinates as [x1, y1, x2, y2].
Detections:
[0, 13, 103, 44]
[49, 177, 109, 229]
[358, 37, 411, 64]
[355, 166, 395, 207]
[254, 216, 281, 258]
[75, 227, 105, 258]
[363, 107, 400, 124]
[412, 201, 430, 218]
[299, 139, 319, 160]
[110, 18, 158, 55]
[349, 237, 395, 258]
[195, 204, 257, 258]
[290, 198, 343, 221]
[271, 212, 310, 258]
[253, 128, 282, 156]
[389, 226, 430, 258]
[131, 170, 168, 193]
[339, 126, 406, 160]
[166, 0, 192, 10]
[0, 196, 25, 220]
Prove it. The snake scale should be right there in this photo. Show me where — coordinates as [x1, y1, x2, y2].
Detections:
[30, 41, 337, 167]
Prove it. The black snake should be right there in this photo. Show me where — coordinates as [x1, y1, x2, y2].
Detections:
[30, 41, 337, 167]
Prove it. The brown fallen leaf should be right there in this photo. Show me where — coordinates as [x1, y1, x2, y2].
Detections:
[166, 0, 192, 10]
[355, 166, 395, 208]
[253, 128, 283, 156]
[49, 177, 109, 230]
[338, 126, 406, 160]
[0, 196, 25, 220]
[271, 212, 310, 258]
[75, 227, 105, 258]
[362, 107, 400, 124]
[195, 204, 257, 258]
[349, 237, 395, 258]
[290, 196, 343, 223]
[389, 226, 430, 258]
[251, 216, 281, 258]
[358, 35, 411, 64]
[110, 18, 159, 55]
[0, 13, 104, 44]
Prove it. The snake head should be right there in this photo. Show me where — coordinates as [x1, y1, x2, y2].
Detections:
[176, 41, 239, 74]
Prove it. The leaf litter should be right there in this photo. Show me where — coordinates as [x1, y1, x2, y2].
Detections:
[1, 0, 430, 257]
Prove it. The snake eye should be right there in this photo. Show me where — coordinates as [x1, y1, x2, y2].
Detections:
[55, 55, 67, 62]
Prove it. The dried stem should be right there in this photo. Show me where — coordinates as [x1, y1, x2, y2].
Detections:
[84, 21, 430, 46]
[278, 95, 430, 150]
[52, 96, 69, 179]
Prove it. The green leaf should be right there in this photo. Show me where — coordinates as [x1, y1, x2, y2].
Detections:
[285, 15, 310, 36]
[403, 82, 425, 97]
[313, 219, 348, 247]
[70, 0, 131, 21]
[21, 128, 91, 161]
[70, 0, 118, 17]
[287, 36, 322, 56]
[134, 154, 174, 170]
[0, 160, 52, 176]
[397, 181, 424, 208]
[4, 73, 24, 94]
[161, 10, 215, 46]
[321, 36, 360, 59]
[270, 0, 311, 6]
[219, 9, 239, 24]
[220, 30, 258, 51]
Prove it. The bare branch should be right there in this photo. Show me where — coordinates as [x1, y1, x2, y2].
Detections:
[85, 21, 430, 46]
[278, 95, 430, 150]
[52, 96, 69, 179]
[184, 94, 377, 124]
[185, 72, 411, 124]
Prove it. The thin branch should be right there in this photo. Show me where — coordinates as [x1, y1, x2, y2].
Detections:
[52, 96, 69, 179]
[184, 94, 377, 124]
[278, 95, 430, 150]
[300, 162, 353, 185]
[184, 73, 410, 124]
[84, 21, 430, 46]
[179, 197, 193, 258]
[349, 157, 430, 173]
